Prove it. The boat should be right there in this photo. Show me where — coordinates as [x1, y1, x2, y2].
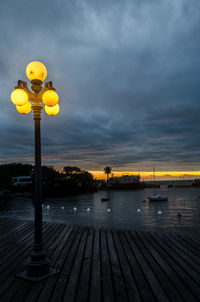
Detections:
[146, 167, 168, 202]
[147, 195, 168, 202]
[101, 197, 110, 202]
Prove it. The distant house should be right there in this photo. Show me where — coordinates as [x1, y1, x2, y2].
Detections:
[108, 175, 140, 184]
[12, 176, 32, 186]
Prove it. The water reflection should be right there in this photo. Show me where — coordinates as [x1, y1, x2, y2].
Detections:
[0, 188, 200, 235]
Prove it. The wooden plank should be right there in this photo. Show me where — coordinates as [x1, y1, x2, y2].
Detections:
[62, 227, 88, 301]
[8, 223, 64, 302]
[0, 223, 53, 299]
[0, 223, 52, 275]
[89, 229, 101, 302]
[157, 233, 200, 285]
[117, 230, 152, 301]
[37, 226, 83, 302]
[106, 229, 131, 302]
[75, 227, 94, 302]
[0, 221, 32, 251]
[24, 224, 74, 302]
[160, 234, 200, 274]
[186, 235, 200, 244]
[0, 224, 34, 262]
[143, 231, 199, 301]
[136, 231, 183, 302]
[127, 231, 169, 302]
[168, 233, 200, 261]
[0, 218, 199, 302]
[100, 228, 115, 302]
[144, 232, 199, 302]
[0, 217, 20, 229]
[0, 220, 32, 246]
[181, 235, 200, 251]
[0, 219, 28, 239]
[149, 232, 200, 301]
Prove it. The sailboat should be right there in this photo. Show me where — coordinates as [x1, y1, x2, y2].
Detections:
[147, 195, 168, 201]
[147, 167, 168, 202]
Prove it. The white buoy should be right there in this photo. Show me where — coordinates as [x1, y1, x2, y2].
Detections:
[107, 208, 111, 212]
[137, 209, 141, 212]
[87, 208, 91, 212]
[42, 204, 43, 208]
[47, 205, 50, 209]
[61, 206, 64, 210]
[73, 207, 77, 211]
[158, 210, 162, 214]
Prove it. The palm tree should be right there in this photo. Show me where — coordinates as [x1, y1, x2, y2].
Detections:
[104, 166, 112, 182]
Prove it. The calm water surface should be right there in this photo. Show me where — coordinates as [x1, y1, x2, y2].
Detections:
[1, 187, 200, 235]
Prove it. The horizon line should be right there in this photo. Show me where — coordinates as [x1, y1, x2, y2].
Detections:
[88, 170, 200, 180]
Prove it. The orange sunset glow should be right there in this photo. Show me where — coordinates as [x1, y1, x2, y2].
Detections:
[89, 170, 200, 180]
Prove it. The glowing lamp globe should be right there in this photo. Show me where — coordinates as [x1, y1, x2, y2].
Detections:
[16, 101, 32, 114]
[11, 89, 28, 106]
[42, 90, 59, 106]
[26, 61, 47, 82]
[45, 104, 59, 116]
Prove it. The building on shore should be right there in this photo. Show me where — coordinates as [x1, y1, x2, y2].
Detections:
[106, 174, 144, 190]
[12, 176, 32, 186]
[108, 174, 140, 184]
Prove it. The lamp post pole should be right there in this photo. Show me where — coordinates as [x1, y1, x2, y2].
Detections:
[34, 116, 42, 248]
[33, 102, 43, 250]
[11, 62, 60, 281]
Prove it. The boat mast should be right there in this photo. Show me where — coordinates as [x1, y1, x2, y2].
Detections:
[153, 166, 155, 182]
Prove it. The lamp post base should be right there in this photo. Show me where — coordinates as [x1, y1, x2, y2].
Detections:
[17, 268, 59, 282]
[16, 248, 59, 281]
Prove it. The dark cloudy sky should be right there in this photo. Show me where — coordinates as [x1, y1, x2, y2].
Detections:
[1, 0, 200, 172]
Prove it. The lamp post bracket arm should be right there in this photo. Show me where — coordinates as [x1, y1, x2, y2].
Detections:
[15, 80, 34, 98]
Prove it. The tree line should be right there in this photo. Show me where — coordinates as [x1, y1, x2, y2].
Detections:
[0, 163, 97, 196]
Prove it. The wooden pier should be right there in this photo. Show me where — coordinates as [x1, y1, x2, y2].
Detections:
[0, 217, 199, 301]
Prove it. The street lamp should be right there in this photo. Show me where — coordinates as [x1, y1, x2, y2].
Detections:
[11, 61, 59, 281]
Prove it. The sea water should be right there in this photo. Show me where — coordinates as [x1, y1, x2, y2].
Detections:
[0, 187, 200, 235]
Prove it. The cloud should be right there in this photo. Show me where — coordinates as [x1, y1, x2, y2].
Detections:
[0, 0, 200, 171]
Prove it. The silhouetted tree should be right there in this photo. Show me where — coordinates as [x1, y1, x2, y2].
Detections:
[0, 163, 33, 177]
[76, 171, 94, 186]
[63, 166, 81, 176]
[104, 166, 112, 182]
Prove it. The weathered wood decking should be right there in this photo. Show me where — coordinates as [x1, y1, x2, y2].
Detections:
[0, 217, 199, 302]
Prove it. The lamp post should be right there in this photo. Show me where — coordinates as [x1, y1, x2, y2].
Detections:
[11, 61, 60, 281]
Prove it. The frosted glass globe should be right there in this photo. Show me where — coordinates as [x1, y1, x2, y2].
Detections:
[45, 104, 60, 116]
[11, 89, 28, 106]
[42, 90, 59, 106]
[26, 61, 47, 82]
[16, 101, 32, 114]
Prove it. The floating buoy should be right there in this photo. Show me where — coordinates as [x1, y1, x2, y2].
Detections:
[42, 204, 43, 208]
[61, 206, 64, 210]
[87, 208, 91, 212]
[137, 209, 141, 212]
[73, 207, 77, 211]
[107, 208, 111, 212]
[47, 205, 50, 209]
[158, 210, 162, 214]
